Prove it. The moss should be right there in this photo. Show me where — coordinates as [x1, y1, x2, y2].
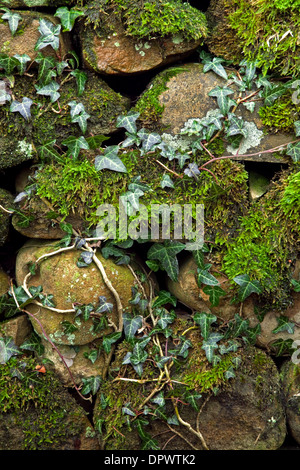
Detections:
[0, 356, 88, 450]
[133, 67, 188, 128]
[259, 93, 300, 132]
[84, 0, 208, 42]
[221, 169, 300, 308]
[207, 0, 300, 77]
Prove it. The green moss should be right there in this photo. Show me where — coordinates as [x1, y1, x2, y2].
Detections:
[0, 356, 86, 450]
[84, 0, 208, 42]
[259, 93, 300, 132]
[221, 169, 300, 307]
[227, 0, 300, 76]
[133, 67, 188, 128]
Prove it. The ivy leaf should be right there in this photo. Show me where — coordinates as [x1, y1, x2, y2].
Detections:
[1, 9, 22, 35]
[20, 331, 44, 355]
[68, 100, 85, 118]
[96, 296, 113, 313]
[233, 274, 263, 301]
[116, 111, 140, 134]
[197, 268, 219, 286]
[184, 162, 200, 179]
[37, 139, 62, 161]
[229, 314, 250, 338]
[202, 285, 226, 307]
[123, 312, 143, 338]
[147, 240, 186, 282]
[176, 337, 192, 358]
[56, 60, 69, 75]
[184, 391, 202, 411]
[128, 176, 151, 194]
[54, 6, 84, 32]
[208, 86, 234, 116]
[203, 57, 228, 80]
[0, 336, 20, 364]
[14, 54, 31, 75]
[226, 115, 248, 139]
[194, 312, 217, 340]
[294, 121, 300, 137]
[156, 308, 176, 329]
[120, 188, 145, 215]
[141, 132, 161, 153]
[291, 279, 300, 292]
[0, 53, 19, 74]
[35, 81, 60, 103]
[71, 110, 90, 133]
[35, 53, 57, 84]
[71, 69, 87, 96]
[272, 315, 295, 335]
[62, 135, 89, 159]
[286, 142, 300, 163]
[35, 18, 61, 51]
[152, 290, 177, 308]
[262, 83, 287, 106]
[161, 174, 174, 189]
[81, 375, 102, 395]
[10, 97, 33, 121]
[201, 332, 223, 363]
[102, 331, 122, 354]
[86, 134, 110, 150]
[95, 146, 127, 173]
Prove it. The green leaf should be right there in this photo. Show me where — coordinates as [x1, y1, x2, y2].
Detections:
[10, 97, 33, 121]
[128, 176, 151, 194]
[152, 290, 177, 308]
[201, 332, 223, 363]
[197, 268, 219, 286]
[141, 132, 161, 153]
[0, 336, 20, 364]
[147, 240, 186, 282]
[262, 83, 287, 106]
[0, 53, 19, 74]
[233, 274, 262, 301]
[203, 57, 228, 80]
[71, 110, 90, 133]
[35, 53, 57, 84]
[102, 331, 122, 353]
[156, 308, 176, 329]
[35, 81, 60, 102]
[71, 69, 87, 96]
[1, 9, 22, 35]
[287, 142, 300, 163]
[96, 296, 113, 313]
[294, 121, 300, 137]
[20, 331, 44, 355]
[123, 312, 143, 338]
[86, 134, 110, 150]
[37, 139, 62, 161]
[116, 111, 140, 134]
[202, 285, 226, 307]
[184, 391, 202, 411]
[160, 173, 174, 189]
[35, 18, 61, 51]
[54, 6, 84, 32]
[194, 312, 217, 340]
[81, 375, 101, 395]
[272, 315, 295, 335]
[291, 278, 300, 292]
[68, 100, 85, 118]
[62, 135, 89, 159]
[226, 115, 248, 139]
[208, 86, 234, 116]
[95, 146, 127, 173]
[230, 314, 249, 338]
[14, 54, 30, 74]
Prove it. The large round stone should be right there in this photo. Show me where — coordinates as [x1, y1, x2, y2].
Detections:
[15, 239, 140, 345]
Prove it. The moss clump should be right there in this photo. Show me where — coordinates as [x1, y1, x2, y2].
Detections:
[259, 93, 300, 132]
[0, 356, 89, 450]
[207, 0, 300, 77]
[84, 0, 208, 42]
[221, 169, 300, 308]
[133, 67, 188, 128]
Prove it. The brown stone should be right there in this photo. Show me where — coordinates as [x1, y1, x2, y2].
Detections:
[0, 314, 32, 346]
[0, 11, 71, 62]
[80, 20, 201, 75]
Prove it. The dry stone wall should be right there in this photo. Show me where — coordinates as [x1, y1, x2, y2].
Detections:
[0, 0, 299, 451]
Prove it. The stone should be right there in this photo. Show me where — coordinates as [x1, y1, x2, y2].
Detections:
[80, 18, 202, 75]
[0, 11, 71, 61]
[15, 239, 146, 346]
[167, 255, 255, 322]
[97, 343, 286, 450]
[280, 360, 300, 446]
[0, 314, 32, 346]
[0, 188, 14, 246]
[0, 266, 10, 296]
[134, 63, 294, 163]
[37, 337, 107, 386]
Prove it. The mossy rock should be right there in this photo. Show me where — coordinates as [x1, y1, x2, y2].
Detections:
[206, 0, 300, 77]
[94, 333, 286, 450]
[0, 356, 99, 450]
[0, 71, 130, 169]
[0, 188, 14, 246]
[15, 239, 141, 345]
[280, 360, 300, 446]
